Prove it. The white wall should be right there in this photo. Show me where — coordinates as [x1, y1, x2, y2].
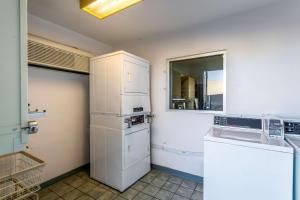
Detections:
[28, 67, 89, 181]
[28, 14, 112, 181]
[114, 0, 300, 176]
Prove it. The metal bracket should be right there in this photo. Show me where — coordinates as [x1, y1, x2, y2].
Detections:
[146, 114, 155, 124]
[124, 118, 132, 128]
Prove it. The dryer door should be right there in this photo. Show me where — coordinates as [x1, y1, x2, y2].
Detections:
[123, 60, 149, 94]
[124, 128, 150, 169]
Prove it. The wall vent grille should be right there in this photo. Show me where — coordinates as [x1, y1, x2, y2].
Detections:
[28, 34, 94, 73]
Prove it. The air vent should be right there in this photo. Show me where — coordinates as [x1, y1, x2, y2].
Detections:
[28, 34, 94, 73]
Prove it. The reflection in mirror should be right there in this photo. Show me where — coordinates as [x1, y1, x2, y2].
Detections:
[169, 53, 224, 111]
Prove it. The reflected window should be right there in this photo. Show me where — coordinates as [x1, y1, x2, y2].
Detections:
[169, 53, 225, 111]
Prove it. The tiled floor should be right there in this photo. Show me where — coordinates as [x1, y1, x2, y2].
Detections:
[38, 169, 203, 200]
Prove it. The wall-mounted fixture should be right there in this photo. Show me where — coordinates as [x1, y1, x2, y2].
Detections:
[28, 103, 47, 120]
[80, 0, 143, 20]
[28, 34, 94, 74]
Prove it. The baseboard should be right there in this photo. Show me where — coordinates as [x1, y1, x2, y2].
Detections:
[152, 164, 203, 183]
[40, 163, 89, 188]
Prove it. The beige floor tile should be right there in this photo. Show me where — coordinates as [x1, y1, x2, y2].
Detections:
[148, 170, 160, 177]
[78, 182, 97, 193]
[156, 173, 170, 182]
[76, 194, 94, 200]
[115, 196, 127, 200]
[88, 186, 107, 199]
[151, 178, 166, 188]
[38, 188, 51, 199]
[141, 174, 155, 184]
[39, 191, 60, 200]
[67, 176, 88, 188]
[131, 181, 148, 191]
[191, 191, 203, 200]
[155, 189, 173, 200]
[48, 182, 74, 196]
[195, 183, 203, 192]
[168, 177, 182, 185]
[181, 180, 197, 190]
[97, 191, 117, 200]
[175, 187, 193, 199]
[142, 185, 160, 197]
[120, 188, 139, 200]
[62, 189, 84, 200]
[162, 182, 179, 193]
[133, 192, 153, 200]
[171, 194, 189, 200]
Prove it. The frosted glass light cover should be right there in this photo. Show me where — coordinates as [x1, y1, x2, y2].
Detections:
[80, 0, 143, 19]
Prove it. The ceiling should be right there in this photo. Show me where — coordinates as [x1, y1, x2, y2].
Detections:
[28, 0, 281, 45]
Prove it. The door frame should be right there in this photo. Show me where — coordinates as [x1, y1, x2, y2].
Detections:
[20, 0, 28, 140]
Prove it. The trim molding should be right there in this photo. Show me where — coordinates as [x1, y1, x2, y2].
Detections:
[29, 65, 89, 75]
[40, 164, 89, 188]
[152, 164, 203, 183]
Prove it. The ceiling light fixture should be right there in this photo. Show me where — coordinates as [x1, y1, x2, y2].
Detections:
[80, 0, 143, 20]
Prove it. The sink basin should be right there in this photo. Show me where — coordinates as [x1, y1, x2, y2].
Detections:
[205, 127, 292, 151]
[210, 128, 263, 144]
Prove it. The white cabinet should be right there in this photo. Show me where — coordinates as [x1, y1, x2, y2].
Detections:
[0, 0, 28, 155]
[90, 51, 150, 115]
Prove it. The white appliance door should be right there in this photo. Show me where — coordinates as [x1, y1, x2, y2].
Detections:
[90, 56, 121, 115]
[124, 128, 150, 169]
[0, 0, 28, 155]
[204, 140, 293, 200]
[286, 136, 300, 200]
[123, 60, 149, 94]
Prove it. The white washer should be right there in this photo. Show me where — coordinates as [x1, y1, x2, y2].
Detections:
[284, 120, 300, 200]
[286, 136, 300, 200]
[204, 115, 294, 200]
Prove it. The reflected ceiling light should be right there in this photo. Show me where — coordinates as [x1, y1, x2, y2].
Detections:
[80, 0, 143, 20]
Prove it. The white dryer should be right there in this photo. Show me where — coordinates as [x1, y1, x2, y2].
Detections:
[204, 115, 294, 200]
[90, 114, 151, 191]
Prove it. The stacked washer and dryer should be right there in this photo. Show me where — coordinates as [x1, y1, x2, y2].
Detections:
[89, 51, 151, 192]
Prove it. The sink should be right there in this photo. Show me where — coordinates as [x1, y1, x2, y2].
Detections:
[211, 128, 263, 144]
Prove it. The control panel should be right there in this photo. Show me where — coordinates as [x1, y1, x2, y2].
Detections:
[267, 119, 284, 138]
[124, 114, 146, 128]
[214, 116, 262, 130]
[284, 121, 300, 135]
[131, 115, 145, 126]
